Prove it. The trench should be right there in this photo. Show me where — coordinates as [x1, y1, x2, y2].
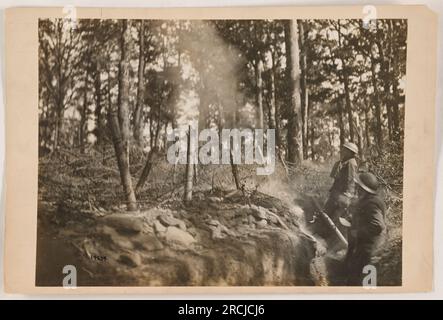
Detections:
[36, 191, 329, 287]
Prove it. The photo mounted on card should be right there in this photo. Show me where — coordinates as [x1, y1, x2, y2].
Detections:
[4, 5, 437, 293]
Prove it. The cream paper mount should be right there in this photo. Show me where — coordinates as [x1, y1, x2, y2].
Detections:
[4, 6, 437, 293]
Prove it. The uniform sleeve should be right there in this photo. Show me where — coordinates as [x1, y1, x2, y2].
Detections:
[330, 161, 340, 179]
[358, 203, 386, 238]
[343, 160, 357, 196]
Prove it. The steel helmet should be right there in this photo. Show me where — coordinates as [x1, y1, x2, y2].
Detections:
[354, 172, 379, 194]
[342, 141, 358, 154]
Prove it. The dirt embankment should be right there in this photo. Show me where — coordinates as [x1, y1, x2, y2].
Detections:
[36, 189, 327, 286]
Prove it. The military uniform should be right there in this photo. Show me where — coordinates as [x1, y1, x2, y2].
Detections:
[346, 192, 387, 286]
[324, 157, 358, 224]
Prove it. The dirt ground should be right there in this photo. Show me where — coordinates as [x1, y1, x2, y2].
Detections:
[36, 150, 402, 286]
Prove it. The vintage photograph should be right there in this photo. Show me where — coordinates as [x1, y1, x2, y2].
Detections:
[36, 18, 407, 286]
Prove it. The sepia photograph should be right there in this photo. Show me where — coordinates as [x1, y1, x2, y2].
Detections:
[34, 16, 408, 287]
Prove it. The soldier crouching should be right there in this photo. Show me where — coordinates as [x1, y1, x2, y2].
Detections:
[346, 172, 387, 286]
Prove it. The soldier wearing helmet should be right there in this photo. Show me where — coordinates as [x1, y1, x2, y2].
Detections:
[346, 172, 387, 286]
[324, 142, 359, 231]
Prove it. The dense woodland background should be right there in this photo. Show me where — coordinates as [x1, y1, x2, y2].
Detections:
[38, 18, 406, 211]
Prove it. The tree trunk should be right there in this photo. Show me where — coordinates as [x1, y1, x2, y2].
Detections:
[255, 58, 264, 129]
[376, 21, 393, 141]
[391, 70, 401, 140]
[310, 125, 315, 161]
[133, 20, 146, 147]
[94, 70, 104, 146]
[343, 75, 354, 142]
[109, 20, 137, 211]
[391, 20, 401, 140]
[184, 125, 194, 203]
[154, 110, 162, 149]
[149, 112, 154, 149]
[79, 66, 90, 154]
[284, 19, 303, 165]
[135, 147, 158, 193]
[117, 21, 132, 142]
[270, 50, 281, 149]
[298, 20, 309, 159]
[53, 107, 63, 151]
[198, 87, 209, 131]
[307, 97, 314, 160]
[364, 99, 371, 149]
[302, 89, 309, 158]
[370, 51, 384, 151]
[337, 96, 345, 146]
[52, 22, 65, 151]
[163, 121, 169, 149]
[268, 59, 276, 131]
[108, 111, 137, 211]
[355, 116, 364, 160]
[230, 149, 241, 190]
[79, 88, 87, 153]
[337, 20, 354, 143]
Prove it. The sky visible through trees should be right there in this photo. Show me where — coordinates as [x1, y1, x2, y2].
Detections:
[38, 18, 407, 209]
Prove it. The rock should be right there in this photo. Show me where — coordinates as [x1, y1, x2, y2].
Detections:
[210, 226, 225, 239]
[269, 207, 278, 213]
[266, 211, 289, 230]
[219, 224, 236, 237]
[118, 253, 141, 268]
[154, 220, 167, 233]
[93, 210, 105, 217]
[225, 189, 241, 198]
[103, 214, 143, 235]
[208, 196, 223, 203]
[208, 219, 220, 227]
[187, 227, 198, 237]
[142, 208, 163, 221]
[289, 205, 304, 218]
[134, 234, 164, 251]
[208, 220, 234, 240]
[82, 238, 101, 259]
[208, 202, 224, 210]
[194, 192, 205, 200]
[100, 225, 134, 250]
[254, 196, 285, 212]
[114, 238, 134, 250]
[165, 226, 196, 247]
[142, 223, 154, 234]
[248, 215, 255, 225]
[250, 205, 267, 220]
[158, 214, 186, 231]
[268, 215, 279, 225]
[256, 219, 268, 229]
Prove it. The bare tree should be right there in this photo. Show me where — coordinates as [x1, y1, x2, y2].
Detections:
[184, 126, 194, 203]
[108, 20, 137, 211]
[284, 20, 303, 164]
[133, 20, 146, 147]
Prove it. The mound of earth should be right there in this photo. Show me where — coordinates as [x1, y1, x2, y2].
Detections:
[36, 189, 327, 286]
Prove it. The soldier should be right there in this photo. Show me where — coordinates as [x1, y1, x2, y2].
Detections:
[324, 142, 359, 227]
[346, 172, 387, 286]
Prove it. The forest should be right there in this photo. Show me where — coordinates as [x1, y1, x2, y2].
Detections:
[36, 18, 406, 286]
